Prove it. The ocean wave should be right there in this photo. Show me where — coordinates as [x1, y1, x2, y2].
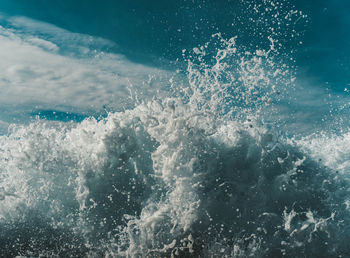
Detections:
[1, 1, 349, 257]
[0, 95, 349, 257]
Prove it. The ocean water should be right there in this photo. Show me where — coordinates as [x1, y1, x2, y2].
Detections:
[0, 0, 350, 257]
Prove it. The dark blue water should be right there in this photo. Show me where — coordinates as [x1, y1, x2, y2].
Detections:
[0, 0, 350, 257]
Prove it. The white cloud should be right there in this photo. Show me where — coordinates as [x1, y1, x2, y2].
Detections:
[0, 16, 171, 116]
[26, 37, 59, 52]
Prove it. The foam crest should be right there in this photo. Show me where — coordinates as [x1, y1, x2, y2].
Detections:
[1, 93, 350, 257]
[296, 131, 350, 175]
[0, 1, 349, 257]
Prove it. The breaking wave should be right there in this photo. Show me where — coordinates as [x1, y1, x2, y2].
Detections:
[0, 1, 350, 257]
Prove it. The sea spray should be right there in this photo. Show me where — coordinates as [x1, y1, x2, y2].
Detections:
[0, 0, 349, 257]
[2, 96, 349, 256]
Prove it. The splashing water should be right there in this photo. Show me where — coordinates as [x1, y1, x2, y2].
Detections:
[0, 1, 350, 257]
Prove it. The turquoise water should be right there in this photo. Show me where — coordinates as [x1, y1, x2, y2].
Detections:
[0, 0, 350, 257]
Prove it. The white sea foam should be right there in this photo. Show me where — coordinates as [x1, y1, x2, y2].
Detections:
[1, 96, 348, 257]
[296, 131, 350, 174]
[0, 32, 349, 257]
[0, 2, 349, 256]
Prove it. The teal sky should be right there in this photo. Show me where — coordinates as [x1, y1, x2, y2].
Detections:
[0, 0, 349, 91]
[0, 0, 349, 132]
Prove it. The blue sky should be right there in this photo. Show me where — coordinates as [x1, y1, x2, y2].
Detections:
[0, 0, 349, 134]
[0, 0, 348, 87]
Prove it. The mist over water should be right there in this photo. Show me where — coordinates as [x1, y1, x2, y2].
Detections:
[0, 0, 350, 257]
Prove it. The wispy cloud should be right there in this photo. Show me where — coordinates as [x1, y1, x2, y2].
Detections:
[0, 15, 171, 124]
